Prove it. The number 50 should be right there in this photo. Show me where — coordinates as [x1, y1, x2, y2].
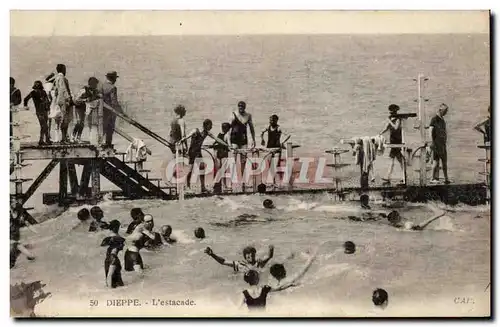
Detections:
[90, 300, 99, 307]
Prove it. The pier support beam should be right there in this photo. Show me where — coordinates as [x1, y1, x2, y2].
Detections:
[68, 161, 79, 196]
[79, 161, 92, 196]
[21, 159, 59, 206]
[90, 159, 101, 204]
[59, 159, 68, 206]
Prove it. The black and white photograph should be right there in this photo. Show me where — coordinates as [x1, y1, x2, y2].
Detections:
[9, 10, 491, 317]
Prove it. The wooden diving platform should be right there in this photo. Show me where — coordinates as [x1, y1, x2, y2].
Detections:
[17, 142, 116, 160]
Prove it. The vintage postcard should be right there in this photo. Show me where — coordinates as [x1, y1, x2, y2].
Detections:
[9, 10, 491, 317]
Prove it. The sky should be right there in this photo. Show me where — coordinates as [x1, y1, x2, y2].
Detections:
[10, 10, 489, 36]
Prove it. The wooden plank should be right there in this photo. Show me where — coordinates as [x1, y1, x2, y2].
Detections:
[21, 159, 59, 205]
[20, 146, 100, 160]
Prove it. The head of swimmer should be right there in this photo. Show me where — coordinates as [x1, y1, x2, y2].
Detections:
[263, 199, 275, 209]
[202, 119, 213, 132]
[270, 263, 287, 282]
[344, 241, 356, 254]
[174, 105, 186, 118]
[108, 220, 121, 234]
[269, 114, 279, 127]
[237, 101, 246, 114]
[161, 225, 172, 237]
[372, 288, 389, 307]
[77, 208, 90, 222]
[131, 208, 145, 222]
[221, 122, 231, 134]
[387, 210, 402, 226]
[244, 270, 260, 286]
[90, 206, 103, 221]
[242, 246, 257, 264]
[143, 214, 154, 230]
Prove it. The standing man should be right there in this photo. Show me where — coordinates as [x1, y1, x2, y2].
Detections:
[101, 71, 122, 148]
[229, 101, 256, 189]
[72, 77, 100, 143]
[10, 77, 22, 141]
[429, 103, 450, 184]
[474, 105, 491, 145]
[53, 64, 73, 143]
[379, 104, 404, 184]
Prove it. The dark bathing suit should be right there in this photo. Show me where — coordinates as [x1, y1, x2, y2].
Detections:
[230, 113, 248, 147]
[266, 126, 282, 149]
[188, 130, 208, 165]
[214, 132, 229, 159]
[388, 120, 403, 159]
[104, 252, 124, 288]
[124, 238, 145, 271]
[243, 285, 272, 310]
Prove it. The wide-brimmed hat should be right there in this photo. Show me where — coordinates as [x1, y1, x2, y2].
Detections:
[388, 104, 400, 113]
[106, 71, 119, 78]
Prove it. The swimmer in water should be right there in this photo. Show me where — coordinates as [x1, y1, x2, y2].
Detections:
[105, 237, 125, 288]
[124, 214, 156, 273]
[89, 206, 109, 232]
[387, 209, 446, 231]
[205, 245, 274, 273]
[268, 245, 320, 289]
[126, 208, 145, 234]
[101, 220, 125, 247]
[372, 288, 389, 309]
[263, 199, 275, 209]
[144, 225, 177, 249]
[10, 214, 35, 268]
[240, 260, 315, 312]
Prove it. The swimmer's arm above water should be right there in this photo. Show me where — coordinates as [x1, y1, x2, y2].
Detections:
[204, 247, 234, 267]
[259, 245, 275, 267]
[270, 246, 319, 293]
[414, 210, 446, 230]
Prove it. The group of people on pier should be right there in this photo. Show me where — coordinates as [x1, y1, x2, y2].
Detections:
[10, 64, 121, 147]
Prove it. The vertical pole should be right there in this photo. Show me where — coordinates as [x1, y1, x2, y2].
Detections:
[97, 99, 104, 146]
[59, 159, 68, 206]
[176, 143, 184, 201]
[68, 161, 79, 196]
[79, 161, 92, 196]
[418, 74, 427, 187]
[286, 142, 293, 190]
[90, 158, 101, 204]
[401, 118, 407, 185]
[11, 106, 23, 212]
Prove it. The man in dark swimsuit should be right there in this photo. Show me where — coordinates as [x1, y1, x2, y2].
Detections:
[474, 105, 491, 144]
[23, 80, 51, 145]
[72, 77, 100, 143]
[429, 103, 450, 184]
[261, 114, 291, 183]
[169, 105, 187, 154]
[177, 119, 229, 193]
[213, 122, 231, 192]
[144, 225, 177, 249]
[229, 101, 256, 189]
[379, 104, 404, 184]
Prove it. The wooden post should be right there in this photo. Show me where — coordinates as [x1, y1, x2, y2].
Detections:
[90, 159, 101, 204]
[59, 159, 68, 206]
[79, 161, 92, 196]
[68, 161, 79, 195]
[97, 99, 104, 146]
[286, 142, 293, 190]
[175, 143, 184, 201]
[417, 74, 428, 187]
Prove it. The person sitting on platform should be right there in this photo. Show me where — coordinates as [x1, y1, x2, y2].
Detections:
[177, 119, 229, 193]
[23, 80, 51, 145]
[126, 208, 145, 234]
[379, 104, 404, 184]
[72, 77, 100, 143]
[204, 245, 274, 273]
[89, 206, 109, 232]
[474, 105, 491, 145]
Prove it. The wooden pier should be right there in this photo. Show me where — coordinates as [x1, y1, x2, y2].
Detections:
[9, 75, 490, 224]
